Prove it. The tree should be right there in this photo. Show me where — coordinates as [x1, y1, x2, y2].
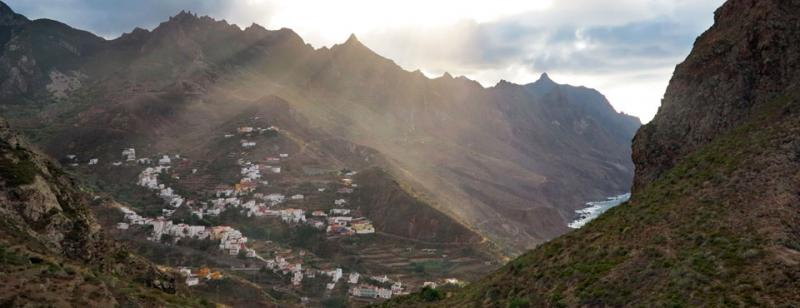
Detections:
[421, 286, 443, 302]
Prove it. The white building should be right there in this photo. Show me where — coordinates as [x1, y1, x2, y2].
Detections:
[391, 282, 404, 295]
[330, 208, 351, 215]
[186, 276, 199, 286]
[331, 268, 343, 282]
[378, 288, 393, 299]
[348, 272, 360, 284]
[263, 193, 285, 206]
[122, 148, 136, 161]
[158, 155, 171, 165]
[292, 271, 303, 286]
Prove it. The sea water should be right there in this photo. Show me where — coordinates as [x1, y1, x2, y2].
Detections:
[568, 193, 631, 229]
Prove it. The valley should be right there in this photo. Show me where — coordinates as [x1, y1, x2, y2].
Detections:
[70, 113, 496, 306]
[0, 0, 649, 306]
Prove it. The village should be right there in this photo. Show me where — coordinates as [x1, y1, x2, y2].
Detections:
[68, 119, 474, 304]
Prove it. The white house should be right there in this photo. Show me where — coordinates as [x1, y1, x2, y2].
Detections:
[264, 193, 285, 206]
[292, 271, 303, 286]
[122, 148, 136, 161]
[348, 272, 360, 284]
[330, 208, 351, 215]
[391, 282, 404, 295]
[377, 288, 393, 299]
[186, 276, 199, 286]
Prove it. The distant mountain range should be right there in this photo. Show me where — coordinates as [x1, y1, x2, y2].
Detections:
[0, 1, 639, 255]
[384, 0, 800, 306]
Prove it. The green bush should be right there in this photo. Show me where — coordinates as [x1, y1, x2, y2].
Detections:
[509, 297, 531, 308]
[421, 286, 444, 302]
[0, 153, 39, 186]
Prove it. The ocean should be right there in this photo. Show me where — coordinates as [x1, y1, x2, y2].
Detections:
[568, 193, 631, 229]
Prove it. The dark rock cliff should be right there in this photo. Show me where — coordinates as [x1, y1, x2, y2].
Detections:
[632, 0, 800, 190]
[0, 118, 204, 306]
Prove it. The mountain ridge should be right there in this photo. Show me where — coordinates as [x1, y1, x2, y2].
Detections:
[383, 0, 800, 305]
[0, 1, 639, 253]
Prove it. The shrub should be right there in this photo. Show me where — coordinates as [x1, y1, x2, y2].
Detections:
[421, 286, 444, 302]
[0, 154, 39, 186]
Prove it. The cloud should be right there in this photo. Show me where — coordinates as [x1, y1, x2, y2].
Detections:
[358, 0, 726, 121]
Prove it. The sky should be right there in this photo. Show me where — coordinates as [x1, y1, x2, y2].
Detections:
[6, 0, 726, 122]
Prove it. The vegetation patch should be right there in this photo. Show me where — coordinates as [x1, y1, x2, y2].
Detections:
[0, 147, 40, 187]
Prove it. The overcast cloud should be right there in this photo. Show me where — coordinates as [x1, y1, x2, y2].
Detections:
[5, 0, 726, 122]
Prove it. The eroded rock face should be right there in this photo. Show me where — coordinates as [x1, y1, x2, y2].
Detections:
[632, 0, 800, 190]
[0, 117, 178, 301]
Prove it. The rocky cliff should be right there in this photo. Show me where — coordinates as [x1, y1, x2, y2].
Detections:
[0, 118, 207, 306]
[632, 0, 800, 190]
[386, 0, 800, 306]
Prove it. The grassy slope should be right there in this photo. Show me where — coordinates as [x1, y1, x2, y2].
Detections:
[383, 95, 800, 307]
[0, 124, 218, 307]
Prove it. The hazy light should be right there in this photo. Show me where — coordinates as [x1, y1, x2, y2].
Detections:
[259, 0, 554, 46]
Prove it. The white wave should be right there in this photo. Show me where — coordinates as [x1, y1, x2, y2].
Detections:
[568, 193, 630, 229]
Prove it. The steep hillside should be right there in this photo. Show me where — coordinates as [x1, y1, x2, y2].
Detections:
[0, 2, 639, 252]
[0, 118, 211, 306]
[386, 0, 800, 306]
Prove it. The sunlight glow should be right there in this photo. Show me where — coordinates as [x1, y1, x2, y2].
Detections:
[259, 0, 553, 46]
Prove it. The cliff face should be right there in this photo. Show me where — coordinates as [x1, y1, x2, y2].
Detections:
[632, 0, 800, 190]
[388, 0, 800, 306]
[0, 118, 204, 306]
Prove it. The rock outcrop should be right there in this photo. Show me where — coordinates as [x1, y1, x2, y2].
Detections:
[632, 0, 800, 190]
[0, 118, 203, 306]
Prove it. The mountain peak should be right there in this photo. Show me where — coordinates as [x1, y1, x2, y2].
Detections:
[0, 0, 29, 26]
[343, 33, 363, 46]
[525, 72, 559, 94]
[172, 10, 197, 20]
[245, 22, 267, 32]
[536, 72, 555, 84]
[333, 32, 381, 58]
